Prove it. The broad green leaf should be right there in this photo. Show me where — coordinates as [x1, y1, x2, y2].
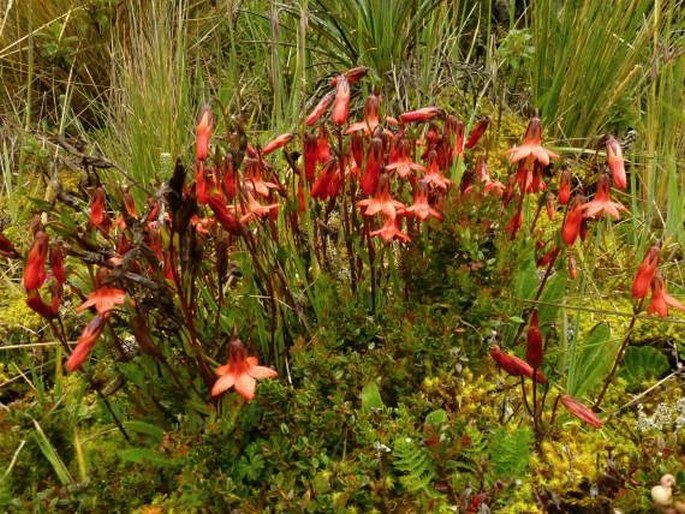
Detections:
[619, 346, 670, 391]
[361, 381, 384, 411]
[424, 409, 448, 427]
[566, 322, 617, 398]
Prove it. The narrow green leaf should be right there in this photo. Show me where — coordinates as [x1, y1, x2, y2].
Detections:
[33, 419, 74, 486]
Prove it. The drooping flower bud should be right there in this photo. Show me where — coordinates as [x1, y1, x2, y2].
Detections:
[526, 311, 543, 369]
[631, 245, 660, 300]
[23, 231, 49, 291]
[195, 105, 213, 162]
[560, 395, 603, 428]
[605, 135, 626, 190]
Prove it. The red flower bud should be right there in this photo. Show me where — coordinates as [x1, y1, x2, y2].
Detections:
[262, 132, 294, 156]
[49, 242, 66, 285]
[399, 107, 441, 124]
[605, 135, 626, 190]
[490, 345, 547, 383]
[465, 116, 490, 149]
[89, 186, 110, 233]
[331, 75, 350, 125]
[360, 137, 383, 196]
[526, 311, 543, 368]
[631, 245, 659, 299]
[195, 105, 213, 161]
[305, 91, 334, 126]
[561, 195, 585, 247]
[560, 395, 603, 428]
[66, 314, 109, 372]
[23, 231, 49, 291]
[303, 132, 318, 183]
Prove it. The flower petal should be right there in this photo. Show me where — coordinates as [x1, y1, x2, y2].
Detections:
[249, 365, 278, 380]
[211, 373, 236, 397]
[234, 373, 256, 400]
[215, 363, 232, 376]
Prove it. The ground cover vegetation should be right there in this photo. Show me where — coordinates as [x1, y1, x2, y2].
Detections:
[0, 0, 684, 512]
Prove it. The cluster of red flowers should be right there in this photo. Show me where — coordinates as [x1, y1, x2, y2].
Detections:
[13, 66, 684, 409]
[632, 245, 685, 317]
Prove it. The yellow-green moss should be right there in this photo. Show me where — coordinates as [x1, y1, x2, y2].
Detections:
[0, 283, 43, 340]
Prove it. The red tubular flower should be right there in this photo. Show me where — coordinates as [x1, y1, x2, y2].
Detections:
[303, 132, 318, 183]
[605, 135, 626, 190]
[632, 245, 660, 299]
[465, 116, 491, 149]
[311, 159, 342, 200]
[207, 195, 245, 235]
[537, 246, 560, 268]
[195, 105, 213, 162]
[77, 285, 128, 315]
[330, 66, 368, 86]
[506, 206, 524, 239]
[370, 216, 411, 244]
[26, 285, 60, 320]
[23, 231, 49, 291]
[561, 195, 585, 247]
[582, 174, 627, 219]
[558, 168, 571, 205]
[243, 158, 280, 198]
[262, 132, 294, 156]
[360, 137, 383, 195]
[454, 119, 465, 158]
[305, 91, 335, 126]
[489, 345, 547, 383]
[316, 127, 331, 164]
[405, 182, 443, 221]
[66, 314, 110, 372]
[526, 311, 543, 368]
[49, 242, 66, 285]
[89, 186, 110, 233]
[503, 174, 517, 206]
[211, 338, 278, 400]
[468, 157, 504, 196]
[351, 131, 364, 170]
[0, 233, 20, 259]
[357, 174, 405, 220]
[422, 150, 452, 191]
[195, 163, 210, 205]
[331, 75, 350, 125]
[647, 272, 685, 317]
[504, 116, 558, 166]
[345, 94, 381, 135]
[560, 395, 603, 429]
[385, 138, 425, 179]
[122, 188, 138, 219]
[238, 192, 280, 225]
[399, 107, 441, 124]
[222, 155, 238, 200]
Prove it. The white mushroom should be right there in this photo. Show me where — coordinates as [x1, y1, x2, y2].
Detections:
[652, 474, 677, 508]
